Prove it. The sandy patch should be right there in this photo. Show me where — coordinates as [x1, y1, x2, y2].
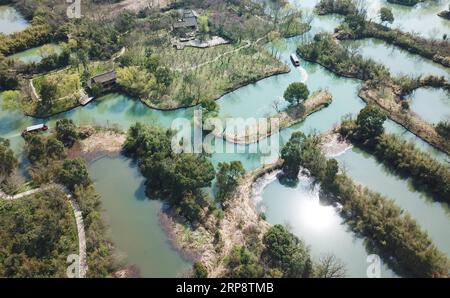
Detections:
[79, 131, 126, 162]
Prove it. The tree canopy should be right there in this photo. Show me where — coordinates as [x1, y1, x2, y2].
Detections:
[355, 104, 387, 144]
[283, 82, 310, 105]
[263, 225, 313, 277]
[0, 138, 18, 183]
[379, 7, 394, 25]
[124, 123, 216, 222]
[58, 158, 92, 191]
[216, 161, 246, 205]
[55, 119, 79, 148]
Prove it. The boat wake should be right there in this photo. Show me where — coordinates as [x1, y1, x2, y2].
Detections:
[4, 133, 22, 139]
[297, 66, 308, 83]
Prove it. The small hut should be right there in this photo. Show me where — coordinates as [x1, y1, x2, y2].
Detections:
[173, 10, 198, 36]
[87, 70, 117, 90]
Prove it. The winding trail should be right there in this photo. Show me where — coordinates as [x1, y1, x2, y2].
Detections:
[0, 184, 87, 278]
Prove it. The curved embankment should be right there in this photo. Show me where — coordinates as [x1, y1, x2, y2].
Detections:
[0, 184, 88, 278]
[213, 90, 333, 145]
[358, 83, 450, 155]
[160, 161, 283, 277]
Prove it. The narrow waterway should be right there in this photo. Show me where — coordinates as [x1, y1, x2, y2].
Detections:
[89, 156, 190, 277]
[342, 38, 450, 79]
[1, 1, 449, 277]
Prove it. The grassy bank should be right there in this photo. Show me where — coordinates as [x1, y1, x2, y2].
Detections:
[118, 29, 290, 110]
[297, 33, 390, 81]
[358, 83, 450, 154]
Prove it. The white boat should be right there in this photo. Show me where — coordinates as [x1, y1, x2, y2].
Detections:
[22, 124, 48, 135]
[290, 54, 300, 66]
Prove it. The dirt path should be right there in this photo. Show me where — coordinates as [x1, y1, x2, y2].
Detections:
[180, 35, 271, 72]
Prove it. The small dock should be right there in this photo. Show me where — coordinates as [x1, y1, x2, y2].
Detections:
[78, 89, 94, 106]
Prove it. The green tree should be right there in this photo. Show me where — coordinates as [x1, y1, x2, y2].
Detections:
[45, 138, 66, 160]
[116, 66, 156, 98]
[172, 154, 215, 195]
[0, 62, 19, 90]
[25, 134, 47, 164]
[216, 161, 245, 204]
[436, 121, 450, 139]
[0, 90, 22, 111]
[355, 105, 387, 144]
[379, 7, 394, 25]
[0, 188, 78, 277]
[0, 138, 18, 183]
[123, 123, 216, 221]
[39, 77, 58, 107]
[155, 67, 173, 87]
[322, 159, 339, 193]
[226, 246, 264, 278]
[193, 261, 208, 278]
[198, 15, 210, 34]
[58, 158, 92, 191]
[263, 224, 313, 278]
[145, 52, 161, 73]
[283, 82, 309, 105]
[200, 97, 219, 120]
[90, 82, 104, 97]
[55, 119, 79, 148]
[280, 131, 305, 179]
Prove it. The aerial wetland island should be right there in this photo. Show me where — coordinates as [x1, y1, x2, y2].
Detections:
[0, 0, 449, 279]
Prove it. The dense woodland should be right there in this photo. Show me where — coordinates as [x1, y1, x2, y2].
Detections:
[0, 120, 115, 277]
[0, 188, 78, 277]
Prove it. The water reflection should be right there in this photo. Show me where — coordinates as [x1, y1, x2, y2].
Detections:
[257, 170, 397, 277]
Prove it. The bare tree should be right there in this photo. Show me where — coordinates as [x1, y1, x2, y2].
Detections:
[315, 254, 347, 278]
[272, 97, 284, 113]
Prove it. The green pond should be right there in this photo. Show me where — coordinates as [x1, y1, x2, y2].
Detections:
[7, 43, 63, 64]
[1, 0, 449, 277]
